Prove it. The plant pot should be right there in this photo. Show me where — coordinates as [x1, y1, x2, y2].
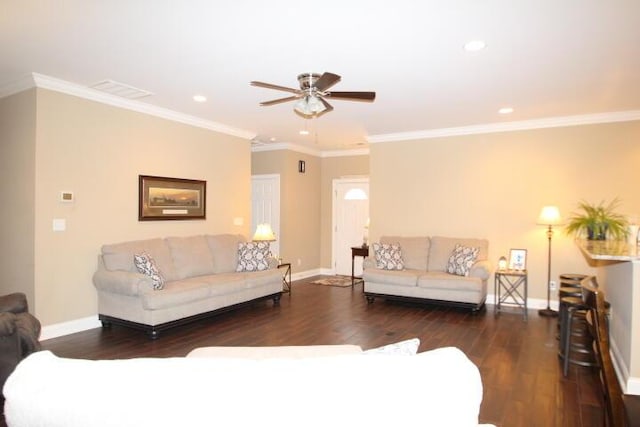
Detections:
[587, 224, 608, 240]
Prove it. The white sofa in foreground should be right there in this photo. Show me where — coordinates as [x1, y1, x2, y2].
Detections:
[3, 345, 494, 427]
[92, 234, 283, 338]
[364, 236, 491, 312]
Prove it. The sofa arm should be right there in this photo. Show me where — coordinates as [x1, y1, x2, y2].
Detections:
[469, 260, 492, 280]
[92, 269, 155, 296]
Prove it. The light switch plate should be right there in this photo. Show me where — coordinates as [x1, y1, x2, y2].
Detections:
[52, 218, 66, 231]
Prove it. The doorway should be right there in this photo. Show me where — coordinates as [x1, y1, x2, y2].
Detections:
[332, 178, 369, 276]
[251, 174, 280, 257]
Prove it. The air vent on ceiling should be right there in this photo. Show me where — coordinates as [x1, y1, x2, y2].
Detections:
[89, 79, 153, 99]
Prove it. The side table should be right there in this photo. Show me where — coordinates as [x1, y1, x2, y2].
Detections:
[494, 269, 528, 321]
[277, 262, 291, 294]
[351, 246, 369, 287]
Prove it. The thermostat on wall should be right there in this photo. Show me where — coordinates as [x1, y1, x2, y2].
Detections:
[60, 191, 74, 203]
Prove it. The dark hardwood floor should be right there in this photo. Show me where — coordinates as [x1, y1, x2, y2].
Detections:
[4, 277, 604, 426]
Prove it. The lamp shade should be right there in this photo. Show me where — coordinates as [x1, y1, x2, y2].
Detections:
[537, 206, 562, 226]
[252, 223, 276, 242]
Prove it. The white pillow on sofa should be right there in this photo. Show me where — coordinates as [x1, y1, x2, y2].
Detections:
[446, 244, 479, 277]
[133, 252, 165, 290]
[372, 243, 405, 270]
[236, 242, 271, 272]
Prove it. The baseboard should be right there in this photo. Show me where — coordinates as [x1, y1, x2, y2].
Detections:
[485, 294, 559, 310]
[291, 268, 322, 282]
[40, 315, 101, 341]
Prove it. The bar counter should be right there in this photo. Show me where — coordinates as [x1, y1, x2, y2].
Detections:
[577, 239, 640, 394]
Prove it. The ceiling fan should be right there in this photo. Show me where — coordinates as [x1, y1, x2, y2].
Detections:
[250, 72, 376, 118]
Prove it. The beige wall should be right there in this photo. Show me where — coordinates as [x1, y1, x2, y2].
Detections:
[22, 88, 251, 325]
[0, 90, 37, 306]
[319, 155, 369, 268]
[371, 120, 640, 302]
[252, 150, 321, 272]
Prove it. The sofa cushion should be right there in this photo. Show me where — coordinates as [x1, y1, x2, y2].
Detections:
[236, 242, 271, 272]
[429, 237, 488, 272]
[102, 238, 178, 281]
[133, 253, 165, 290]
[372, 243, 404, 270]
[206, 234, 246, 273]
[141, 279, 211, 310]
[243, 268, 281, 288]
[446, 244, 479, 277]
[166, 236, 216, 280]
[417, 272, 483, 292]
[381, 236, 429, 270]
[363, 268, 419, 287]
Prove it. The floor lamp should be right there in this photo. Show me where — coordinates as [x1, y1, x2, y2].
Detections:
[537, 206, 562, 317]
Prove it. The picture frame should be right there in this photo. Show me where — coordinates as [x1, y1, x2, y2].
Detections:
[138, 175, 206, 221]
[508, 248, 527, 271]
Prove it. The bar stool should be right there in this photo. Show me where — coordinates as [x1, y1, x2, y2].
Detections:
[557, 274, 588, 338]
[561, 294, 597, 376]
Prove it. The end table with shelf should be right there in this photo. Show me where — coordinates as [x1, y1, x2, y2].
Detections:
[351, 246, 369, 287]
[277, 262, 291, 294]
[494, 269, 528, 320]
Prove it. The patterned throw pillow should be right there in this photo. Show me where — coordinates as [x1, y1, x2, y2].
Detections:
[372, 242, 404, 270]
[364, 338, 421, 355]
[133, 252, 165, 290]
[236, 242, 271, 272]
[446, 244, 479, 277]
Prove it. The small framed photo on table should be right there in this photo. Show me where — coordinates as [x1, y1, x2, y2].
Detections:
[509, 249, 527, 270]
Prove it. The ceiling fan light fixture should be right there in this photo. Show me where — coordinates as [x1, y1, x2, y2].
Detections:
[293, 95, 327, 117]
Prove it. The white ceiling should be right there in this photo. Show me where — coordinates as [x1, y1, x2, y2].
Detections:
[2, 1, 640, 152]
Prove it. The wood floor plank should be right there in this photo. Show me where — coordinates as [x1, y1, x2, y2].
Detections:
[1, 278, 605, 426]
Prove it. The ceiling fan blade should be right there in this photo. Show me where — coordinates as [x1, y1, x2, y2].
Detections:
[259, 95, 300, 106]
[250, 81, 301, 95]
[326, 91, 376, 101]
[314, 72, 341, 92]
[319, 97, 334, 113]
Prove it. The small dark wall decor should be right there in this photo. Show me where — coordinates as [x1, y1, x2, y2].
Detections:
[138, 175, 206, 221]
[298, 160, 306, 173]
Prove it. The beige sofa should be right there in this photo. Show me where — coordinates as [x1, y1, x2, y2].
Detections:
[363, 236, 491, 312]
[92, 234, 283, 338]
[4, 345, 495, 427]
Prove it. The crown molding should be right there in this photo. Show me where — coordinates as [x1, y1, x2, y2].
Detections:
[0, 74, 38, 98]
[251, 141, 369, 158]
[0, 73, 256, 140]
[367, 110, 640, 143]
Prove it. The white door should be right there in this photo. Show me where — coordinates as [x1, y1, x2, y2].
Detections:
[251, 174, 280, 257]
[332, 178, 369, 276]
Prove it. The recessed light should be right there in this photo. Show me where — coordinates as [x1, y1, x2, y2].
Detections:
[498, 107, 514, 114]
[193, 95, 207, 103]
[299, 130, 310, 135]
[464, 40, 486, 52]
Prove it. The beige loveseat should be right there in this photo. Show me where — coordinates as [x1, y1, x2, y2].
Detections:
[363, 236, 491, 312]
[92, 234, 283, 338]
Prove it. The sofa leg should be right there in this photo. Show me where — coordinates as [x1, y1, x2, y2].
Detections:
[147, 329, 159, 340]
[366, 296, 375, 304]
[100, 320, 112, 329]
[273, 294, 281, 306]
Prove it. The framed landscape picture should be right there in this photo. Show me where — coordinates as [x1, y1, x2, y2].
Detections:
[138, 175, 206, 221]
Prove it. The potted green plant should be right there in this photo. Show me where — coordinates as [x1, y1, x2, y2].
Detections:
[565, 199, 629, 240]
